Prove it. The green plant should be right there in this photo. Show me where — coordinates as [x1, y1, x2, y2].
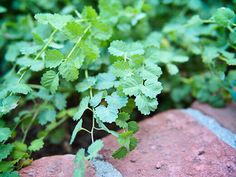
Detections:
[0, 0, 236, 176]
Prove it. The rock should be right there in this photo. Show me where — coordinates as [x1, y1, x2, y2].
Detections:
[192, 101, 236, 133]
[19, 154, 95, 177]
[100, 110, 236, 177]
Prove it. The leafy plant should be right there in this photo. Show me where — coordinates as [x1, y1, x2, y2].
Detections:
[0, 0, 236, 176]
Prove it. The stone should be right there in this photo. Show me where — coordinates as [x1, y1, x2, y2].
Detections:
[192, 101, 236, 133]
[19, 154, 95, 177]
[100, 110, 236, 177]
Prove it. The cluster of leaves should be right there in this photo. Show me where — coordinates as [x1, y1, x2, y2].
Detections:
[0, 0, 236, 176]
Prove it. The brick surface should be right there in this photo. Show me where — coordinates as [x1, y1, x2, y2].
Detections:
[19, 154, 95, 177]
[192, 101, 236, 133]
[101, 110, 236, 177]
[20, 109, 236, 177]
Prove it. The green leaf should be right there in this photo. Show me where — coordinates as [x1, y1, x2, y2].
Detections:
[0, 96, 20, 115]
[41, 70, 59, 93]
[80, 40, 100, 63]
[5, 44, 21, 62]
[95, 105, 118, 123]
[141, 79, 162, 98]
[202, 46, 219, 63]
[225, 58, 236, 65]
[70, 119, 83, 144]
[59, 61, 79, 82]
[35, 13, 73, 30]
[73, 149, 85, 177]
[213, 7, 235, 27]
[166, 63, 179, 75]
[98, 0, 122, 24]
[115, 112, 130, 129]
[105, 92, 128, 109]
[108, 40, 144, 58]
[16, 57, 44, 71]
[0, 128, 11, 142]
[112, 61, 133, 77]
[20, 45, 41, 55]
[129, 137, 138, 151]
[0, 144, 13, 161]
[128, 121, 139, 133]
[112, 146, 128, 159]
[38, 106, 56, 125]
[122, 76, 143, 96]
[28, 138, 44, 151]
[8, 84, 32, 95]
[91, 21, 112, 40]
[118, 131, 133, 148]
[0, 161, 15, 173]
[229, 31, 236, 44]
[45, 49, 64, 68]
[143, 32, 162, 48]
[0, 6, 7, 13]
[53, 93, 67, 110]
[81, 6, 98, 20]
[73, 96, 90, 121]
[0, 171, 19, 177]
[172, 55, 189, 63]
[186, 15, 203, 26]
[141, 62, 162, 80]
[90, 92, 104, 108]
[13, 141, 27, 152]
[87, 140, 104, 159]
[135, 94, 158, 115]
[35, 88, 52, 101]
[76, 77, 96, 93]
[95, 72, 116, 90]
[63, 21, 85, 40]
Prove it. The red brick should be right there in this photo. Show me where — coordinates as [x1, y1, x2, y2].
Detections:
[19, 154, 95, 177]
[192, 101, 236, 133]
[101, 110, 236, 177]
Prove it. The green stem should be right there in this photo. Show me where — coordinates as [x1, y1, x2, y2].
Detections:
[28, 84, 43, 89]
[91, 114, 95, 143]
[65, 25, 91, 61]
[85, 69, 95, 143]
[22, 108, 40, 143]
[81, 128, 91, 134]
[124, 53, 127, 62]
[94, 127, 103, 131]
[17, 29, 58, 84]
[34, 29, 58, 60]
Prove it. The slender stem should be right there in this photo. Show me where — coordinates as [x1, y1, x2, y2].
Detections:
[227, 25, 234, 33]
[85, 70, 89, 78]
[81, 128, 91, 134]
[85, 69, 95, 143]
[34, 29, 58, 61]
[124, 53, 127, 62]
[94, 127, 103, 131]
[91, 114, 95, 143]
[17, 29, 58, 84]
[22, 108, 40, 143]
[65, 25, 91, 61]
[28, 84, 43, 89]
[87, 107, 93, 112]
[75, 10, 82, 19]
